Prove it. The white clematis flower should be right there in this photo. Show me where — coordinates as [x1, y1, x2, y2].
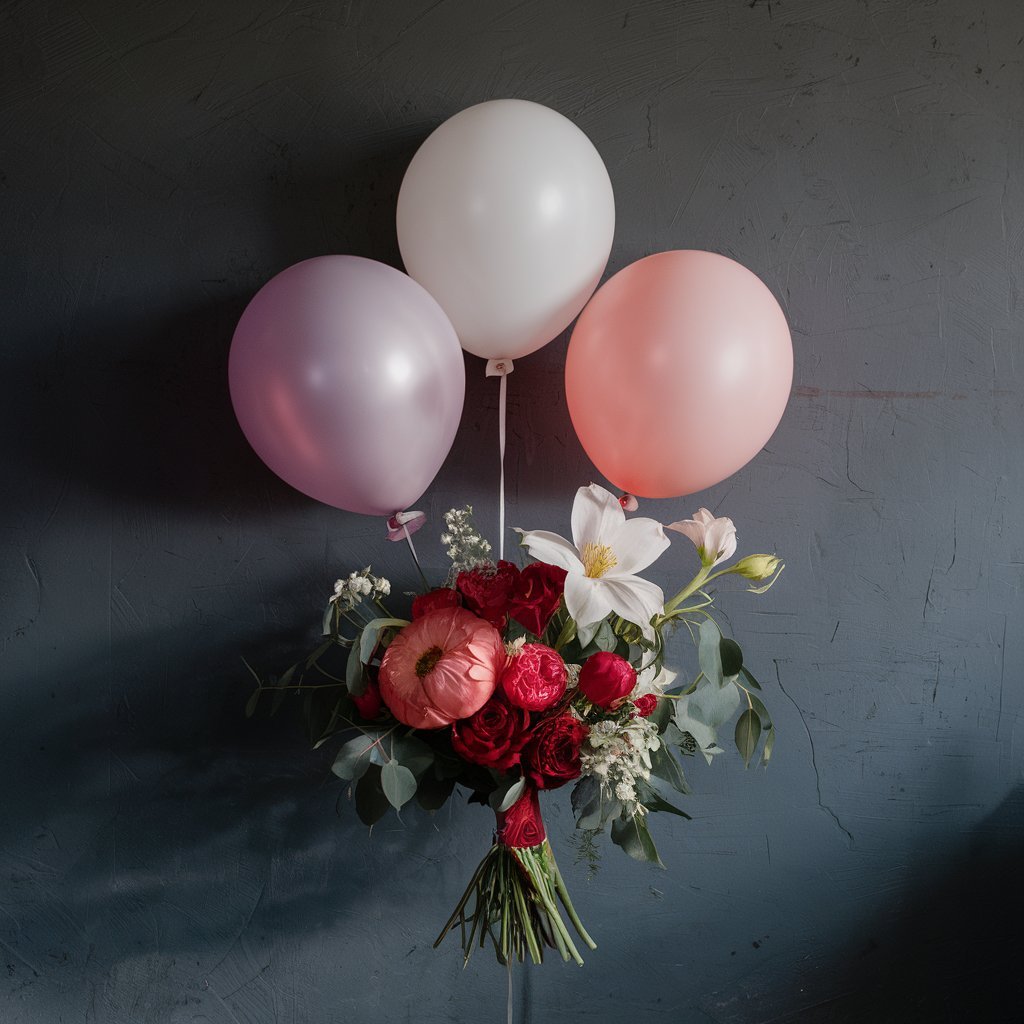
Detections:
[515, 484, 669, 639]
[666, 508, 737, 567]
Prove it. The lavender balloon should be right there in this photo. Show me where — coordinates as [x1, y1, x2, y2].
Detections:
[229, 256, 465, 516]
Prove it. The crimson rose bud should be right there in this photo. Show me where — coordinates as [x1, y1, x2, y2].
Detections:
[501, 644, 567, 711]
[456, 560, 521, 629]
[632, 693, 658, 718]
[508, 562, 568, 637]
[411, 587, 462, 619]
[524, 713, 588, 790]
[352, 678, 384, 720]
[578, 651, 637, 709]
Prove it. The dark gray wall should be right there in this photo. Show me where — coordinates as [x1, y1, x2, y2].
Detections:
[3, 1, 1022, 1021]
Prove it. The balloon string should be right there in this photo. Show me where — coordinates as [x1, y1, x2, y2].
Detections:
[402, 522, 429, 591]
[507, 955, 514, 1024]
[498, 370, 508, 562]
[486, 359, 514, 562]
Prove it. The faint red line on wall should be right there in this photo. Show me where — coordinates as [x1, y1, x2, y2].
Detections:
[792, 386, 1014, 400]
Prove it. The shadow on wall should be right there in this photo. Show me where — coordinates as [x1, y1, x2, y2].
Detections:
[0, 600, 477, 1003]
[787, 787, 1024, 1024]
[11, 184, 586, 531]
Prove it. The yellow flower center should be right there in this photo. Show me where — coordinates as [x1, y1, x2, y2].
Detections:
[581, 542, 618, 579]
[414, 646, 444, 678]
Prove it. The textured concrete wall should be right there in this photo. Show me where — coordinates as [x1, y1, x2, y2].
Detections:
[2, 1, 1023, 1021]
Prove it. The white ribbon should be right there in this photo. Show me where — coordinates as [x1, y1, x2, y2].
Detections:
[485, 358, 515, 561]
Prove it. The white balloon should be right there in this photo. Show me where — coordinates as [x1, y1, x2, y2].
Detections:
[397, 99, 615, 361]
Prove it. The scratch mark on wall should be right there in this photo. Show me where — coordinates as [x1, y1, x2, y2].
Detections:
[774, 661, 854, 847]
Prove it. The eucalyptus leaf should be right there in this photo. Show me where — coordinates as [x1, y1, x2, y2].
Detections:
[735, 708, 762, 768]
[635, 778, 692, 819]
[719, 638, 743, 678]
[650, 744, 692, 795]
[697, 619, 724, 688]
[610, 812, 665, 868]
[745, 689, 772, 728]
[571, 775, 621, 830]
[575, 619, 602, 650]
[381, 759, 417, 810]
[761, 725, 776, 766]
[571, 775, 602, 828]
[673, 676, 741, 765]
[270, 681, 289, 715]
[415, 771, 456, 811]
[493, 777, 526, 813]
[322, 601, 335, 637]
[244, 689, 260, 718]
[740, 666, 762, 691]
[354, 765, 390, 826]
[391, 734, 435, 778]
[331, 731, 386, 782]
[305, 639, 333, 670]
[359, 617, 409, 665]
[346, 639, 365, 697]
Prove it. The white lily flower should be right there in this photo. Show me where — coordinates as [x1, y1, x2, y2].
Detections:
[515, 483, 669, 639]
[666, 508, 737, 568]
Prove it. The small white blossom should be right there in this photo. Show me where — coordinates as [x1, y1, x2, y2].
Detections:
[442, 507, 493, 574]
[580, 716, 661, 818]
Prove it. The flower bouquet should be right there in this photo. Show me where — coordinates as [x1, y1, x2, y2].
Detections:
[245, 484, 783, 966]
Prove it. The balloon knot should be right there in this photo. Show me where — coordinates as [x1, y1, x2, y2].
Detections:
[618, 493, 639, 512]
[386, 510, 427, 542]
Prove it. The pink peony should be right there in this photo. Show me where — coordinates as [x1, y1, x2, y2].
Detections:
[378, 607, 506, 729]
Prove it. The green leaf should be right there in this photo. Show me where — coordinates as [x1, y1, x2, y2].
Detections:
[673, 676, 742, 763]
[761, 725, 776, 766]
[735, 708, 762, 769]
[719, 638, 743, 678]
[648, 694, 674, 733]
[635, 778, 691, 819]
[346, 639, 365, 697]
[244, 689, 260, 718]
[331, 731, 386, 782]
[359, 617, 410, 665]
[492, 776, 526, 813]
[305, 639, 333, 670]
[697, 619, 724, 688]
[415, 771, 456, 811]
[354, 765, 390, 826]
[740, 666, 762, 691]
[610, 812, 665, 867]
[585, 619, 618, 655]
[381, 759, 417, 810]
[575, 618, 602, 650]
[322, 601, 336, 637]
[650, 744, 692, 795]
[270, 681, 289, 715]
[391, 734, 435, 778]
[745, 689, 772, 727]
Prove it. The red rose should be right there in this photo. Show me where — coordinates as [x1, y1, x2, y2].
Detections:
[632, 693, 658, 718]
[508, 562, 567, 637]
[501, 643, 567, 711]
[451, 695, 530, 772]
[352, 677, 384, 720]
[495, 784, 546, 848]
[578, 651, 637, 709]
[412, 587, 462, 619]
[524, 713, 588, 790]
[456, 561, 521, 629]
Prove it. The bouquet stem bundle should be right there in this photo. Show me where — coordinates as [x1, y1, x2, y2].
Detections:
[434, 787, 596, 966]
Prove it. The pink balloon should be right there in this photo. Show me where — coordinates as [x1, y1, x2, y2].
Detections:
[566, 251, 792, 498]
[229, 256, 465, 516]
